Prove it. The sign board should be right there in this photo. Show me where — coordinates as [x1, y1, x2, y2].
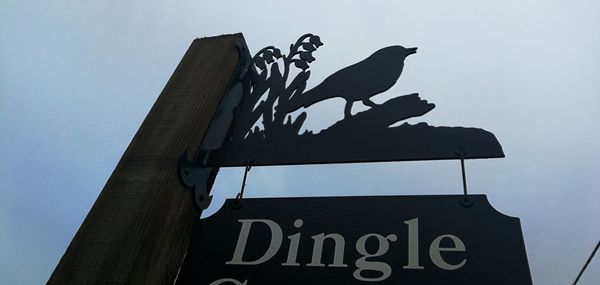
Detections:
[176, 195, 532, 284]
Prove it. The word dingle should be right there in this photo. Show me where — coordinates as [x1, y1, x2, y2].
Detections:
[217, 218, 466, 283]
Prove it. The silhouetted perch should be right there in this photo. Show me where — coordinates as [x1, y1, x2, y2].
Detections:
[325, 93, 434, 134]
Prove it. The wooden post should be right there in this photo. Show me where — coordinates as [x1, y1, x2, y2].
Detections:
[48, 34, 243, 284]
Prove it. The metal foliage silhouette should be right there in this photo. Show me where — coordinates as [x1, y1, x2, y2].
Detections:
[228, 34, 323, 143]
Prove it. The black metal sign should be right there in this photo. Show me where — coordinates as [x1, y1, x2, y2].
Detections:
[195, 34, 504, 168]
[176, 195, 532, 284]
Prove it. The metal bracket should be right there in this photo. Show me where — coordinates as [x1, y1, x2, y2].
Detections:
[179, 38, 252, 209]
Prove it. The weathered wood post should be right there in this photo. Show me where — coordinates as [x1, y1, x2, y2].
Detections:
[48, 34, 244, 284]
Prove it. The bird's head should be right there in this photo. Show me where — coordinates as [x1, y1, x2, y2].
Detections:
[375, 45, 418, 60]
[404, 47, 418, 56]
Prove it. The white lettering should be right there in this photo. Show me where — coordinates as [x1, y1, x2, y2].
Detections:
[353, 233, 397, 282]
[429, 234, 467, 270]
[307, 233, 348, 267]
[403, 218, 424, 269]
[220, 218, 469, 281]
[225, 219, 283, 265]
[282, 219, 303, 266]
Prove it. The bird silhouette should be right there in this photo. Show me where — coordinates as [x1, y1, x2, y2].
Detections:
[282, 46, 417, 118]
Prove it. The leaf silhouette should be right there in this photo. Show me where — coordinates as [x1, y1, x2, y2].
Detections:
[299, 52, 315, 62]
[250, 68, 267, 85]
[272, 48, 282, 58]
[257, 69, 267, 82]
[302, 43, 316, 51]
[292, 81, 307, 100]
[274, 71, 308, 121]
[288, 71, 310, 90]
[255, 57, 266, 70]
[294, 60, 309, 71]
[270, 63, 283, 82]
[263, 51, 274, 63]
[309, 35, 323, 46]
[290, 112, 307, 134]
[254, 69, 268, 87]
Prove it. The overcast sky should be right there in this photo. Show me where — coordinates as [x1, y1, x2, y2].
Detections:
[1, 0, 599, 284]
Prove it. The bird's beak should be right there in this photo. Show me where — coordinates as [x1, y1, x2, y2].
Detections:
[407, 47, 418, 55]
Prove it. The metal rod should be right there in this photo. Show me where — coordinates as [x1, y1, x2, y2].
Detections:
[238, 163, 251, 200]
[456, 149, 472, 207]
[460, 156, 468, 199]
[234, 160, 252, 208]
[573, 240, 600, 284]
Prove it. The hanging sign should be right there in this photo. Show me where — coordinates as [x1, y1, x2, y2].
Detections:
[175, 195, 532, 284]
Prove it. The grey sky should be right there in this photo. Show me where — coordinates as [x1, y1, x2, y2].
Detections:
[1, 0, 599, 284]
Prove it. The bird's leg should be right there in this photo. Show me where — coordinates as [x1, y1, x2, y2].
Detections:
[362, 98, 378, 107]
[344, 100, 353, 118]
